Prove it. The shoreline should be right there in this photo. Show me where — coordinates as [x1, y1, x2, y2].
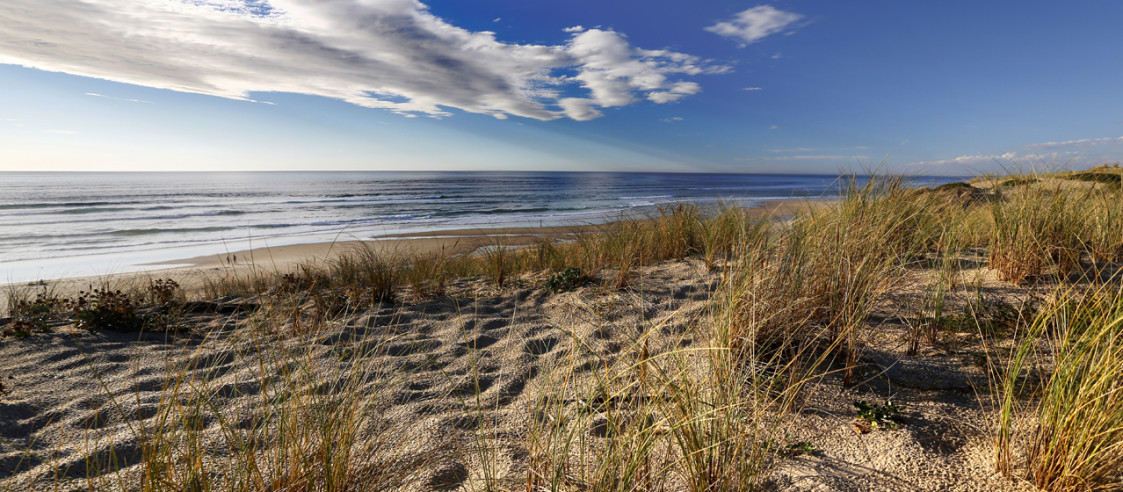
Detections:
[1, 199, 824, 303]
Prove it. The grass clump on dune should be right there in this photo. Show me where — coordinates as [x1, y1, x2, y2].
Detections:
[996, 283, 1123, 491]
[78, 318, 433, 491]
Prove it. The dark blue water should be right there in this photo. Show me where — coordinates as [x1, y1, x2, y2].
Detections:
[0, 172, 960, 282]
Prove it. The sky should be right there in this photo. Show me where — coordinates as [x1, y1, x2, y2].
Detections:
[1, 1, 1122, 175]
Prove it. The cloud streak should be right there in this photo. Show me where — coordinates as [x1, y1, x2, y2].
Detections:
[0, 0, 724, 121]
[1027, 136, 1123, 150]
[905, 151, 1084, 173]
[706, 6, 803, 46]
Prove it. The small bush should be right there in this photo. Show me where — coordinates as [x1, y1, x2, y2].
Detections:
[6, 289, 66, 337]
[148, 278, 181, 305]
[70, 288, 148, 332]
[544, 267, 583, 293]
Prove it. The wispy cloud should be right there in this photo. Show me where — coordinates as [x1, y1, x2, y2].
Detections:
[84, 92, 154, 104]
[660, 116, 683, 123]
[1027, 136, 1123, 150]
[42, 129, 78, 135]
[742, 86, 762, 91]
[739, 154, 867, 162]
[706, 6, 803, 47]
[768, 147, 815, 153]
[905, 151, 1082, 173]
[767, 154, 867, 161]
[0, 1, 725, 121]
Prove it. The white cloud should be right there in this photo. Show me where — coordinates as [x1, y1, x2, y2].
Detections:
[561, 29, 725, 114]
[1027, 136, 1123, 150]
[85, 92, 154, 103]
[563, 25, 585, 33]
[742, 86, 762, 91]
[557, 98, 602, 121]
[706, 6, 803, 47]
[904, 151, 1086, 174]
[659, 116, 683, 123]
[0, 1, 722, 121]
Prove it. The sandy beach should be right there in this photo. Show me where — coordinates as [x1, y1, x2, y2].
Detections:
[2, 178, 1119, 490]
[4, 200, 820, 309]
[0, 257, 1031, 491]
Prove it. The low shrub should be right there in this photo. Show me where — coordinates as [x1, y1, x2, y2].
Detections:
[148, 278, 181, 306]
[1066, 171, 1122, 186]
[544, 267, 583, 293]
[70, 288, 148, 332]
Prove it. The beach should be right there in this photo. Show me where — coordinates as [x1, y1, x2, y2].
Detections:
[0, 171, 887, 285]
[2, 171, 1121, 490]
[2, 199, 822, 310]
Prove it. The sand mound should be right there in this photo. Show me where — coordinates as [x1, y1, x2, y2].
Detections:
[1, 260, 1031, 490]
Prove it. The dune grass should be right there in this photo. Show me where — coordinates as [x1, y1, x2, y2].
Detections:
[6, 167, 1123, 489]
[994, 282, 1123, 491]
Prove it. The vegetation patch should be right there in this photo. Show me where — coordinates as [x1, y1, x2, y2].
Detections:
[70, 288, 148, 332]
[1065, 170, 1122, 185]
[544, 267, 584, 293]
[999, 177, 1038, 187]
[854, 400, 902, 430]
[932, 181, 974, 191]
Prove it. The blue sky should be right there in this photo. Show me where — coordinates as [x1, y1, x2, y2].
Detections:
[1, 1, 1122, 174]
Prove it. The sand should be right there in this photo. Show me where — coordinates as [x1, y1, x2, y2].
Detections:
[0, 258, 1037, 491]
[0, 198, 1041, 490]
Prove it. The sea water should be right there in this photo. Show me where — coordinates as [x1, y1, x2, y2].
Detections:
[0, 171, 959, 283]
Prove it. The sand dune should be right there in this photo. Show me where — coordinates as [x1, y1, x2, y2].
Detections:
[0, 258, 1032, 490]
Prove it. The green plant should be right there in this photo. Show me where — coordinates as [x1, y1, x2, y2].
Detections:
[69, 288, 148, 332]
[544, 267, 583, 293]
[779, 441, 815, 458]
[9, 289, 65, 334]
[854, 400, 902, 430]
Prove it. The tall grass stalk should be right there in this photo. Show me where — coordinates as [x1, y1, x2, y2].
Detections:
[988, 179, 1090, 284]
[996, 283, 1123, 490]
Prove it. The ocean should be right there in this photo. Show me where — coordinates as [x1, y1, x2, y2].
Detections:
[0, 172, 960, 283]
